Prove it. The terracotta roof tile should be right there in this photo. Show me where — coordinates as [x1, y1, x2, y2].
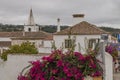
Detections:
[0, 31, 53, 40]
[54, 21, 109, 35]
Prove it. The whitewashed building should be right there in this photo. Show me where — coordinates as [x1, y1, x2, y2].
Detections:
[54, 21, 110, 54]
[11, 31, 53, 53]
[0, 9, 53, 54]
[0, 9, 116, 54]
[0, 38, 11, 55]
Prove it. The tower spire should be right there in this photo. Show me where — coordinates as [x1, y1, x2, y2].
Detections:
[24, 8, 39, 32]
[28, 8, 35, 26]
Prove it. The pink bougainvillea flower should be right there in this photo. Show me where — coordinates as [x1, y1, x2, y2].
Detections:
[42, 56, 53, 62]
[57, 60, 63, 67]
[52, 69, 58, 74]
[89, 59, 96, 68]
[18, 74, 29, 80]
[18, 49, 103, 80]
[74, 52, 85, 61]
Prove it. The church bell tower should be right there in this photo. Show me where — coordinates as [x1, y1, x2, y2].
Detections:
[24, 8, 39, 32]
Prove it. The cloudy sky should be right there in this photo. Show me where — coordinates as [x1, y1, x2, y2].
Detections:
[0, 0, 120, 28]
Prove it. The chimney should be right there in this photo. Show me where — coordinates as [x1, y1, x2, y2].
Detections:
[23, 31, 25, 36]
[72, 14, 84, 24]
[57, 18, 60, 32]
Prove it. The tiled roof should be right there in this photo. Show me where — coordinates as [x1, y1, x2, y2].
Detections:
[0, 41, 11, 47]
[54, 21, 109, 35]
[0, 31, 53, 40]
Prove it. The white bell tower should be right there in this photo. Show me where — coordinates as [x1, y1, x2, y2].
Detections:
[24, 8, 39, 32]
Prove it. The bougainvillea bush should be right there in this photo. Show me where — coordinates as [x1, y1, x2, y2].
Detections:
[18, 50, 103, 80]
[105, 44, 118, 60]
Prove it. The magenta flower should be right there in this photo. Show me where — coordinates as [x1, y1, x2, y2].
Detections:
[74, 52, 85, 61]
[92, 71, 102, 77]
[42, 56, 53, 62]
[89, 59, 96, 68]
[105, 45, 118, 60]
[57, 60, 63, 67]
[18, 49, 103, 80]
[50, 76, 55, 80]
[63, 66, 69, 74]
[52, 69, 58, 74]
[75, 72, 83, 80]
[18, 74, 28, 80]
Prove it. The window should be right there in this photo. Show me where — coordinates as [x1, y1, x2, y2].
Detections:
[39, 41, 44, 47]
[28, 28, 31, 32]
[32, 42, 35, 45]
[88, 39, 96, 48]
[39, 27, 41, 31]
[0, 49, 1, 55]
[3, 49, 7, 53]
[65, 39, 75, 48]
[41, 41, 44, 46]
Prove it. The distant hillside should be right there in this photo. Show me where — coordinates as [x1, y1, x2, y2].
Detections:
[0, 23, 69, 33]
[99, 27, 120, 33]
[99, 26, 120, 38]
[0, 23, 23, 32]
[41, 25, 69, 33]
[1, 23, 120, 34]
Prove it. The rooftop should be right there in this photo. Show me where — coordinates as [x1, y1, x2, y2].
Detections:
[0, 41, 11, 47]
[0, 31, 53, 40]
[54, 21, 109, 35]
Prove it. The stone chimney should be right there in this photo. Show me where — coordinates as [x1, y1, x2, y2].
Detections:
[57, 18, 60, 32]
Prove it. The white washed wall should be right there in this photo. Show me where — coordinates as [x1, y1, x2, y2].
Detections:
[54, 35, 101, 54]
[0, 47, 9, 54]
[12, 40, 52, 53]
[0, 38, 11, 41]
[38, 40, 52, 53]
[44, 40, 52, 47]
[105, 52, 113, 80]
[24, 25, 39, 32]
[12, 40, 43, 48]
[38, 47, 52, 53]
[0, 55, 42, 80]
[0, 38, 11, 54]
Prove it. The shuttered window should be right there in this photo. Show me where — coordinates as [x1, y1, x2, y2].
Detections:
[65, 39, 75, 48]
[88, 39, 96, 48]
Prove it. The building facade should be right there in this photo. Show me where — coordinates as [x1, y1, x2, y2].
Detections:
[53, 21, 110, 54]
[0, 9, 53, 54]
[0, 9, 116, 54]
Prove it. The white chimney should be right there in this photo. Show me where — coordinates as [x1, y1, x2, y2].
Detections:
[57, 18, 60, 32]
[72, 14, 85, 24]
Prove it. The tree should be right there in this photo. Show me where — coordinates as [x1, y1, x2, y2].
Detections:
[0, 42, 38, 61]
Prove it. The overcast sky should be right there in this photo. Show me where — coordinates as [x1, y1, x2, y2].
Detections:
[0, 0, 120, 28]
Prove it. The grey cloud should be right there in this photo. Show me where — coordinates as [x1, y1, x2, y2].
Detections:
[0, 0, 120, 28]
